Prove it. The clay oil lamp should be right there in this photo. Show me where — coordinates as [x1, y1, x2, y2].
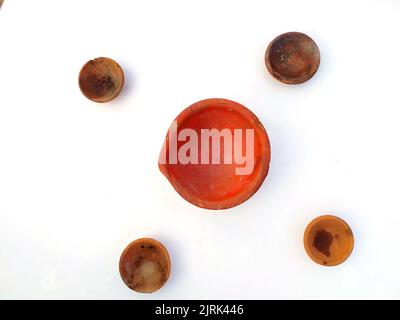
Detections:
[159, 98, 271, 210]
[119, 238, 171, 293]
[265, 32, 320, 84]
[304, 215, 354, 266]
[78, 57, 124, 103]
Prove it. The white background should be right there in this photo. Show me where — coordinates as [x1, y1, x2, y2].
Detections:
[0, 0, 399, 299]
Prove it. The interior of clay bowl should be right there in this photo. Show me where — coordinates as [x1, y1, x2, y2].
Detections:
[159, 98, 271, 210]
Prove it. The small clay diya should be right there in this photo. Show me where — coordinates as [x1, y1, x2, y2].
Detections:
[304, 215, 354, 266]
[119, 238, 171, 293]
[78, 57, 124, 103]
[265, 32, 320, 84]
[159, 98, 271, 210]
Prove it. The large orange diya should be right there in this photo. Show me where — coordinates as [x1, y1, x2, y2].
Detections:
[159, 98, 271, 210]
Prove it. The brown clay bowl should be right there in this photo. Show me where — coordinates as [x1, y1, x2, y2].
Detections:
[265, 32, 320, 84]
[159, 98, 271, 210]
[304, 215, 354, 266]
[78, 57, 124, 103]
[119, 238, 171, 293]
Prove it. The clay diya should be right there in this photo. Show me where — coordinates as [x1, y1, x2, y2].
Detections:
[304, 215, 354, 266]
[119, 238, 171, 293]
[265, 32, 320, 84]
[159, 98, 271, 210]
[78, 57, 124, 103]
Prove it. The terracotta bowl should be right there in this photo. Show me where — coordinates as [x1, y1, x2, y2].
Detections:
[119, 238, 171, 293]
[159, 98, 271, 210]
[304, 215, 354, 266]
[78, 57, 124, 103]
[265, 32, 320, 84]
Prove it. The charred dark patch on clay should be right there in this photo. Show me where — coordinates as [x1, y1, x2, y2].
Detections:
[313, 229, 333, 257]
